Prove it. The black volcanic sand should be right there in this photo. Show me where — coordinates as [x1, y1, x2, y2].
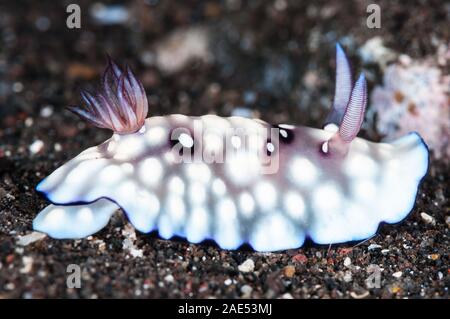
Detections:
[0, 1, 448, 298]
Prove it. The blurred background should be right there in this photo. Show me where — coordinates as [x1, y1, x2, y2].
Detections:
[0, 0, 448, 298]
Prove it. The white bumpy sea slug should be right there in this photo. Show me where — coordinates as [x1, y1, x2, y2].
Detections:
[33, 45, 429, 252]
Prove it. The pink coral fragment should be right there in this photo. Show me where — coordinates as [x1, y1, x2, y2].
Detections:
[370, 55, 450, 158]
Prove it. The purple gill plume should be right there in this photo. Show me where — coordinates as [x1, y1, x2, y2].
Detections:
[68, 57, 148, 134]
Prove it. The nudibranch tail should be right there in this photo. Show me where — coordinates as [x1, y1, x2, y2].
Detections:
[68, 58, 148, 134]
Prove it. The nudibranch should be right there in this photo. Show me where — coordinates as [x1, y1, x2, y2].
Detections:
[33, 45, 429, 252]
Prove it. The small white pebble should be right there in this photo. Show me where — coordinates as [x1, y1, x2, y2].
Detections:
[368, 244, 382, 251]
[164, 274, 174, 283]
[5, 282, 15, 290]
[281, 293, 293, 299]
[240, 284, 253, 296]
[274, 0, 288, 11]
[343, 257, 351, 267]
[23, 292, 32, 299]
[343, 271, 352, 282]
[25, 118, 33, 127]
[19, 256, 34, 274]
[90, 3, 130, 25]
[392, 271, 403, 278]
[17, 232, 47, 246]
[12, 82, 24, 93]
[29, 140, 44, 154]
[54, 143, 62, 152]
[224, 278, 232, 286]
[420, 212, 435, 225]
[40, 106, 53, 117]
[350, 291, 370, 299]
[129, 248, 143, 258]
[381, 249, 390, 255]
[35, 16, 51, 31]
[399, 54, 412, 66]
[238, 259, 255, 273]
[122, 224, 142, 258]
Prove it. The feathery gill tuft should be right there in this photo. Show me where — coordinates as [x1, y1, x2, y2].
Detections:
[68, 57, 148, 134]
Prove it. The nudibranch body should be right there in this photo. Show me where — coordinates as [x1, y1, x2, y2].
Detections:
[34, 45, 429, 252]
